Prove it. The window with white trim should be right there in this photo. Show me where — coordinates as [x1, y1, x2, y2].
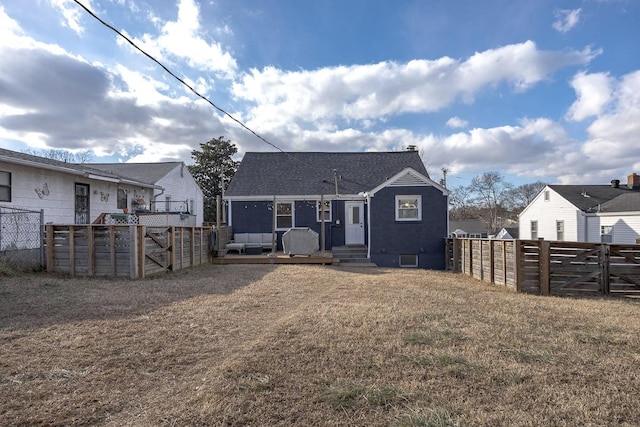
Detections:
[317, 200, 331, 222]
[601, 225, 613, 243]
[530, 220, 538, 240]
[395, 195, 422, 221]
[544, 190, 550, 201]
[556, 220, 564, 241]
[0, 171, 10, 202]
[276, 202, 293, 229]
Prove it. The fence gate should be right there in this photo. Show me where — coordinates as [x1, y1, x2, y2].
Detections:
[0, 206, 44, 271]
[140, 226, 173, 276]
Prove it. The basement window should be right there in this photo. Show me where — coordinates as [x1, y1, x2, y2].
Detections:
[0, 171, 10, 202]
[399, 254, 418, 268]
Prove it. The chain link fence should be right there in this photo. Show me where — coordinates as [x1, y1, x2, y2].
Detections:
[0, 206, 44, 272]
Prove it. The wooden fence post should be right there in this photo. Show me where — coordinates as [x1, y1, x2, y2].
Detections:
[539, 240, 551, 295]
[46, 224, 55, 273]
[129, 225, 138, 279]
[488, 241, 495, 284]
[69, 225, 75, 277]
[87, 225, 95, 277]
[110, 226, 116, 276]
[466, 239, 472, 275]
[601, 243, 610, 295]
[514, 240, 523, 292]
[452, 239, 461, 272]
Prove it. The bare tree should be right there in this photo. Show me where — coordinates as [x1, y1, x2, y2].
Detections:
[507, 181, 548, 213]
[468, 171, 513, 232]
[448, 185, 478, 220]
[23, 148, 93, 163]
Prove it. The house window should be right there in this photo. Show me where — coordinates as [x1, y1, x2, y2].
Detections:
[117, 189, 127, 209]
[395, 195, 422, 221]
[556, 220, 564, 241]
[531, 220, 538, 240]
[601, 225, 613, 243]
[165, 196, 171, 212]
[399, 254, 418, 267]
[0, 171, 10, 202]
[544, 190, 550, 201]
[317, 200, 331, 222]
[276, 202, 293, 229]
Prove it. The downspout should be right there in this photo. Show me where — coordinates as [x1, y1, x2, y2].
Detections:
[152, 188, 165, 213]
[366, 192, 371, 259]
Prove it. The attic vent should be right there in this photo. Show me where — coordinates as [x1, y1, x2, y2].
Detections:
[389, 171, 428, 187]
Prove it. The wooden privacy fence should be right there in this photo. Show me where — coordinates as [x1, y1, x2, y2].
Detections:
[446, 238, 640, 297]
[45, 224, 213, 279]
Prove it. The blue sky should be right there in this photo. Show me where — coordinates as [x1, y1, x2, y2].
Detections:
[1, 0, 639, 187]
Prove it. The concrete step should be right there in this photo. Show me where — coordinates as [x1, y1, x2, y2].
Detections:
[331, 246, 368, 256]
[335, 260, 378, 267]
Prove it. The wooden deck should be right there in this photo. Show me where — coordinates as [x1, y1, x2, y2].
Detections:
[210, 251, 334, 265]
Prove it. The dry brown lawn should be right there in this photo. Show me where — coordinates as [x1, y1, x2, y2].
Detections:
[1, 264, 640, 426]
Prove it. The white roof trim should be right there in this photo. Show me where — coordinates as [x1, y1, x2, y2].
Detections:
[369, 167, 449, 196]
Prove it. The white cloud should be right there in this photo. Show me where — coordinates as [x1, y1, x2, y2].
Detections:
[48, 0, 94, 35]
[446, 117, 468, 129]
[581, 70, 640, 166]
[566, 71, 613, 121]
[233, 41, 599, 129]
[553, 8, 582, 33]
[119, 0, 237, 78]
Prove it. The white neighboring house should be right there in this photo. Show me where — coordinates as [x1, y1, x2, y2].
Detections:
[0, 148, 204, 228]
[89, 162, 204, 225]
[519, 174, 640, 244]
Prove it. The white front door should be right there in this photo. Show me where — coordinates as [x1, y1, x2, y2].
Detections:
[345, 201, 365, 245]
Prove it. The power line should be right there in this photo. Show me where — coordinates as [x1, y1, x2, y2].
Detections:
[71, 0, 289, 155]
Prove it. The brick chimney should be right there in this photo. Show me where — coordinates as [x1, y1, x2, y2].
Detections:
[628, 173, 640, 190]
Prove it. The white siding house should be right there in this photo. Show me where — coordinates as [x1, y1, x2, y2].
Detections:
[0, 148, 204, 227]
[519, 174, 640, 244]
[89, 162, 204, 226]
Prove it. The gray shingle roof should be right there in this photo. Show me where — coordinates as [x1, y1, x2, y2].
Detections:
[88, 162, 182, 185]
[0, 147, 162, 187]
[549, 185, 640, 213]
[225, 151, 429, 197]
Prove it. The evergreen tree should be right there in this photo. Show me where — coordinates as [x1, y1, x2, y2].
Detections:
[188, 136, 238, 223]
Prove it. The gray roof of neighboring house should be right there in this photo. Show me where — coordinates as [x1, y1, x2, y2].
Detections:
[503, 227, 519, 238]
[448, 219, 488, 235]
[88, 162, 182, 185]
[549, 185, 640, 213]
[225, 151, 430, 197]
[0, 147, 161, 188]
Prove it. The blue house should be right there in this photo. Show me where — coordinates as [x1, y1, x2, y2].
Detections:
[224, 151, 449, 268]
